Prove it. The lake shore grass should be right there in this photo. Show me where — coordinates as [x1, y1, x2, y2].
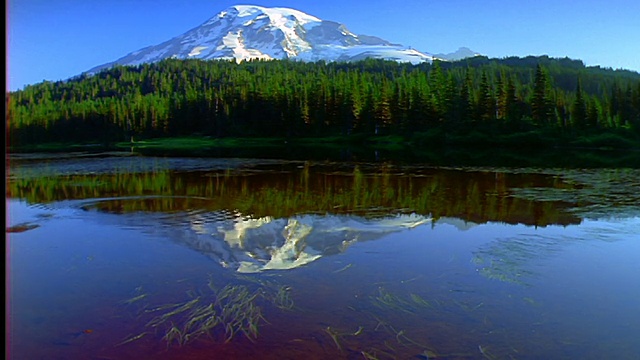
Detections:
[8, 126, 640, 152]
[126, 130, 640, 152]
[7, 131, 640, 168]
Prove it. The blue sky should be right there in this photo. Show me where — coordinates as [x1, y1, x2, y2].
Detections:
[7, 0, 640, 90]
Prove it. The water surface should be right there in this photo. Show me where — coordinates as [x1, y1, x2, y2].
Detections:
[6, 155, 640, 359]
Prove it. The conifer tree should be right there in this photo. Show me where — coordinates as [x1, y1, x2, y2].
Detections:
[532, 64, 550, 126]
[478, 71, 495, 122]
[571, 78, 587, 128]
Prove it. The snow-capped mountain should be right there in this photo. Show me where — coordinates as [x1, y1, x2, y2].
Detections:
[89, 5, 435, 72]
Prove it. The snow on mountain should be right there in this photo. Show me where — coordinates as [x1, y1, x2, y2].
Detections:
[166, 212, 431, 273]
[89, 5, 435, 73]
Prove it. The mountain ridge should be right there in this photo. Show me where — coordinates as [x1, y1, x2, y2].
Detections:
[89, 4, 445, 73]
[434, 47, 483, 61]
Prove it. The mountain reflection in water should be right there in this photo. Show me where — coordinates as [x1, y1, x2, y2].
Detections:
[83, 205, 432, 273]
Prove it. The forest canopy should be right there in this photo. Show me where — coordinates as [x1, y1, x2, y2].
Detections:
[6, 56, 640, 149]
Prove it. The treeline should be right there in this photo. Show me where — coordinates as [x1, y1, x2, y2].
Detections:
[7, 56, 640, 147]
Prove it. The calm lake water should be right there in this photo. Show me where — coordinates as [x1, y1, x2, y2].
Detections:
[6, 154, 640, 359]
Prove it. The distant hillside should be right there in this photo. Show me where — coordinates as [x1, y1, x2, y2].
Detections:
[434, 47, 482, 61]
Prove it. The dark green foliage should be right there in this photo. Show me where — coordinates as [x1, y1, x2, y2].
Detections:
[6, 56, 640, 148]
[571, 79, 587, 128]
[531, 64, 551, 126]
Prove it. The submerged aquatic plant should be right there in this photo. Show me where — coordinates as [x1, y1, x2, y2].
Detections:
[118, 278, 296, 348]
[273, 285, 295, 310]
[370, 287, 436, 314]
[116, 332, 149, 347]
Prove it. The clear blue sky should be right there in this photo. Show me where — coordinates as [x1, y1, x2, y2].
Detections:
[7, 0, 640, 91]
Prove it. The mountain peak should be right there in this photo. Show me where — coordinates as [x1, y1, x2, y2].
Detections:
[225, 5, 321, 25]
[89, 5, 434, 73]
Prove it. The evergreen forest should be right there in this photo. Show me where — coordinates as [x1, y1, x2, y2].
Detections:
[7, 56, 640, 149]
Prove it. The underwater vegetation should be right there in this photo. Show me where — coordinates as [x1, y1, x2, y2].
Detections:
[118, 276, 295, 347]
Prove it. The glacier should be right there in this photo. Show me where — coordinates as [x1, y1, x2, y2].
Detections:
[89, 5, 437, 73]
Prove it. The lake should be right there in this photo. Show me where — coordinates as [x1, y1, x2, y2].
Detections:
[6, 153, 640, 359]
